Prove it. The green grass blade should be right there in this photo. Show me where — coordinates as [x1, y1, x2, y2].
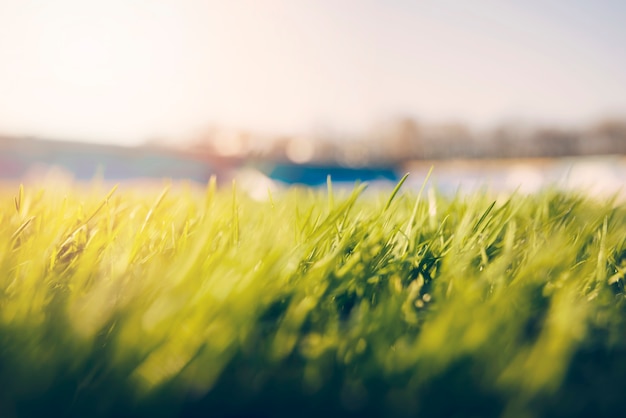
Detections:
[383, 172, 409, 212]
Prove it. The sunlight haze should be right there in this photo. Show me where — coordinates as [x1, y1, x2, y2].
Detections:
[0, 0, 625, 145]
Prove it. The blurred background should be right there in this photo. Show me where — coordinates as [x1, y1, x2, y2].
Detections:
[1, 0, 626, 195]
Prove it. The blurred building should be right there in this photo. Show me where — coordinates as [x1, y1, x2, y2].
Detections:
[0, 136, 230, 182]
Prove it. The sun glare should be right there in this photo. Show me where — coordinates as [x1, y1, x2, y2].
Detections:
[0, 1, 625, 144]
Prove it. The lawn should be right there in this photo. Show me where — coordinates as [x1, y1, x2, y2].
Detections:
[1, 175, 626, 417]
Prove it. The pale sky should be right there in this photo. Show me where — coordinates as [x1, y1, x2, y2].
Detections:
[0, 0, 625, 145]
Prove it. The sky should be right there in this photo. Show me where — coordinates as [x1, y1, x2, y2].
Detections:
[0, 0, 625, 145]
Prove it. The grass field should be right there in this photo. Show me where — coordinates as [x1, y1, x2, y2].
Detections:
[1, 175, 626, 417]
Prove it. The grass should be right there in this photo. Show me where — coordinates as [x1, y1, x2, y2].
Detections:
[1, 176, 626, 417]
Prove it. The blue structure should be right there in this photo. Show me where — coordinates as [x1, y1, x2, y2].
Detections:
[264, 162, 400, 186]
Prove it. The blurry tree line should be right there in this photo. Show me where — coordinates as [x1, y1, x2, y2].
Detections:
[193, 117, 626, 165]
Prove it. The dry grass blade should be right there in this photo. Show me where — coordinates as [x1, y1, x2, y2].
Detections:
[10, 215, 35, 242]
[14, 184, 23, 214]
